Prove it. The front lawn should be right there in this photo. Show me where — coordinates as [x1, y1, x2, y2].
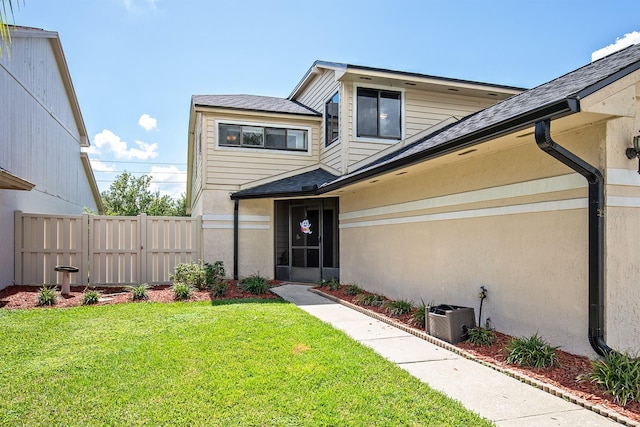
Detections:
[0, 300, 492, 426]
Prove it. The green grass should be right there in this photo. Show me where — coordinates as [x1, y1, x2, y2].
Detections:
[0, 301, 492, 426]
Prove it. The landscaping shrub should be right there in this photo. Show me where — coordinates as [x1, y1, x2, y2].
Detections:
[384, 299, 413, 316]
[318, 277, 340, 291]
[129, 284, 149, 301]
[354, 293, 384, 307]
[82, 289, 100, 305]
[589, 351, 640, 406]
[239, 274, 270, 295]
[505, 333, 559, 368]
[343, 284, 362, 296]
[37, 284, 57, 306]
[170, 262, 206, 290]
[466, 327, 496, 346]
[172, 282, 193, 301]
[205, 261, 225, 287]
[209, 280, 228, 298]
[409, 301, 427, 329]
[204, 261, 227, 297]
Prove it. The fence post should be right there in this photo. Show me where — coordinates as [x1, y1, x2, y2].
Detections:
[14, 211, 23, 285]
[139, 213, 147, 284]
[197, 215, 203, 261]
[82, 213, 90, 285]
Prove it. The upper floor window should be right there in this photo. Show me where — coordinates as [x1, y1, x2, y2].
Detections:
[356, 88, 401, 139]
[325, 92, 339, 147]
[219, 124, 307, 151]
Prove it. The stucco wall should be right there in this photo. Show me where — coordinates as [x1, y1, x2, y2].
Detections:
[200, 190, 274, 280]
[339, 128, 601, 356]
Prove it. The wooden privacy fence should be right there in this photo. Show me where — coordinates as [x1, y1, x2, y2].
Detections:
[14, 212, 202, 286]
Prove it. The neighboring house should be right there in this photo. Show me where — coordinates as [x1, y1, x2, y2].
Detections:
[0, 27, 103, 289]
[187, 47, 640, 358]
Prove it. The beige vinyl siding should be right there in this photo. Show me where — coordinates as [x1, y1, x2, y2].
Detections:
[190, 113, 204, 214]
[295, 69, 339, 112]
[344, 83, 502, 167]
[295, 69, 340, 152]
[203, 113, 320, 188]
[404, 89, 495, 136]
[321, 143, 342, 172]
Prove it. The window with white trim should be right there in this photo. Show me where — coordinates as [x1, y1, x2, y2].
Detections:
[219, 124, 308, 151]
[356, 87, 401, 139]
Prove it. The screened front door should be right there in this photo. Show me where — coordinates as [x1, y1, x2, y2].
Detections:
[275, 198, 339, 283]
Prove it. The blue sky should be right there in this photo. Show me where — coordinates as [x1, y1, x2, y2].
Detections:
[11, 0, 640, 198]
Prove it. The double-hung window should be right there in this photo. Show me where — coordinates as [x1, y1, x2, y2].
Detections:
[219, 124, 308, 151]
[325, 92, 339, 147]
[356, 88, 401, 139]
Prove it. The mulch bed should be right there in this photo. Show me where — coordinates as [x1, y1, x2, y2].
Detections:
[2, 281, 638, 424]
[316, 285, 640, 425]
[0, 281, 279, 310]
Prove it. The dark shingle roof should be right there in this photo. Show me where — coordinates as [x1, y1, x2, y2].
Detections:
[231, 169, 339, 200]
[192, 94, 320, 116]
[321, 43, 640, 191]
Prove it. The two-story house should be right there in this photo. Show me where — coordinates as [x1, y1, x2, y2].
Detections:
[187, 46, 640, 358]
[187, 61, 521, 283]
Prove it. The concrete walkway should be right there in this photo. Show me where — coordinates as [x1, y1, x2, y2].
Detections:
[271, 284, 624, 426]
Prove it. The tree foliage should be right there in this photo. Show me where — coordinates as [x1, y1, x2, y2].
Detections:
[101, 171, 187, 216]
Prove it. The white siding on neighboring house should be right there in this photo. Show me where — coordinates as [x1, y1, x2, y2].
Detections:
[0, 28, 101, 289]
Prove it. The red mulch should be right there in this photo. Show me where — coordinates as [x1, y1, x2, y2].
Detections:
[317, 285, 640, 424]
[0, 281, 280, 310]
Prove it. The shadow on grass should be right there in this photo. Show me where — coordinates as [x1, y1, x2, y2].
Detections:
[209, 296, 288, 307]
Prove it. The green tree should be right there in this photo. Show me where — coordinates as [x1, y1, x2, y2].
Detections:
[101, 171, 187, 216]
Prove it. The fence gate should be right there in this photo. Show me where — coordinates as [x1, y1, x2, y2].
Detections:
[14, 211, 202, 286]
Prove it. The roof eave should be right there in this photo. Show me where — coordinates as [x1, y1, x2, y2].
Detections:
[231, 189, 318, 201]
[192, 103, 321, 118]
[288, 60, 348, 100]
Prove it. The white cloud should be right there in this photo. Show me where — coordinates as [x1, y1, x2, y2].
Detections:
[138, 114, 157, 131]
[149, 165, 186, 199]
[92, 129, 159, 160]
[592, 31, 640, 62]
[89, 159, 115, 172]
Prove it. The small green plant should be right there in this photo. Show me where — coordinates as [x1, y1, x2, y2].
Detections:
[170, 262, 206, 290]
[82, 289, 100, 305]
[409, 301, 427, 329]
[205, 261, 225, 286]
[505, 333, 559, 368]
[172, 282, 193, 301]
[343, 284, 362, 296]
[37, 284, 57, 306]
[384, 299, 413, 316]
[589, 351, 640, 406]
[354, 293, 384, 307]
[129, 283, 149, 301]
[466, 327, 496, 346]
[239, 274, 270, 295]
[210, 280, 228, 298]
[326, 278, 340, 291]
